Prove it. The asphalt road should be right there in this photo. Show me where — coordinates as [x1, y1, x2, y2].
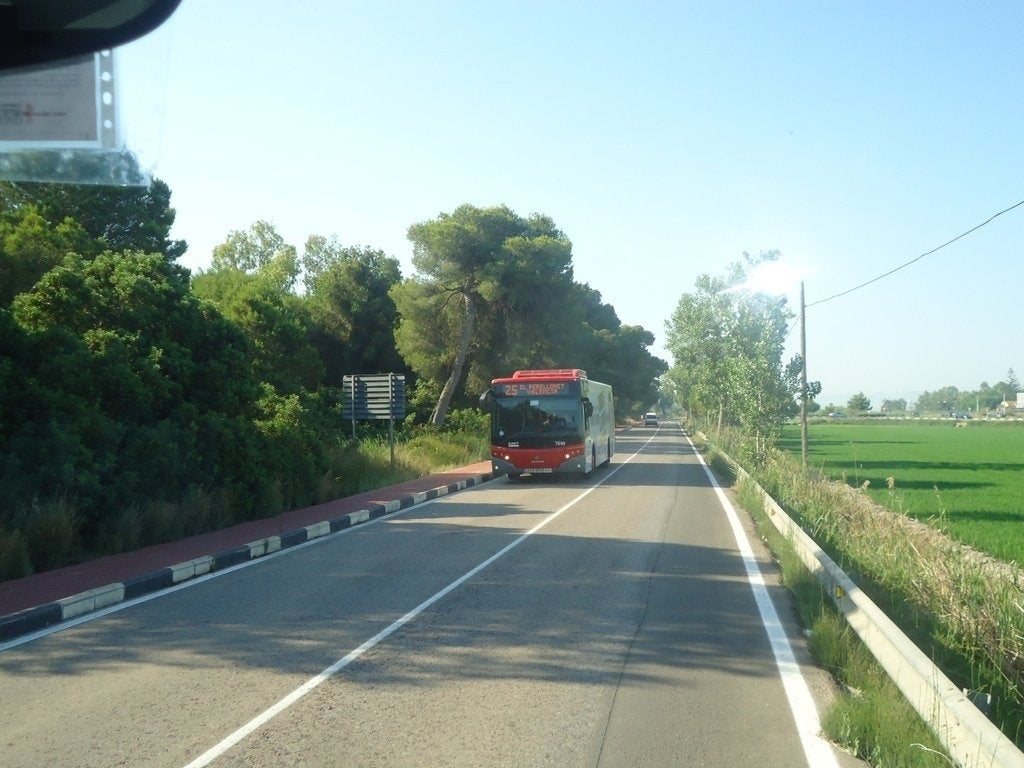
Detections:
[0, 423, 864, 767]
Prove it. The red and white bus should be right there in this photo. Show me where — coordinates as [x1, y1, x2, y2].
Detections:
[479, 369, 614, 479]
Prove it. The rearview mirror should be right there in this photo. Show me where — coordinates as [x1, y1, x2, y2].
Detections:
[0, 0, 183, 69]
[478, 390, 496, 413]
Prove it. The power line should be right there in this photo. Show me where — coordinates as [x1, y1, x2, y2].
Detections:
[806, 198, 1024, 308]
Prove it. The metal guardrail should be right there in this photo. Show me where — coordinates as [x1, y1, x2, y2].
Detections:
[722, 455, 1024, 768]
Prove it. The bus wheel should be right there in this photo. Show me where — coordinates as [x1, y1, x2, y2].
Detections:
[600, 439, 612, 468]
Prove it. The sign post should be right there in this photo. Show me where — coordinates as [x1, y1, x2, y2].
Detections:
[342, 374, 406, 465]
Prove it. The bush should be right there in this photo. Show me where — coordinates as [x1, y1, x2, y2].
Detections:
[253, 386, 329, 512]
[0, 527, 32, 581]
[0, 415, 488, 585]
[442, 407, 488, 435]
[22, 496, 78, 571]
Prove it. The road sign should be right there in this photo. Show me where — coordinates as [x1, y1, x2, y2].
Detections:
[342, 374, 405, 420]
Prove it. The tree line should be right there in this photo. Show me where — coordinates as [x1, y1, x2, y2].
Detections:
[825, 370, 1022, 416]
[660, 251, 1021, 439]
[911, 370, 1020, 414]
[662, 252, 812, 463]
[0, 182, 665, 578]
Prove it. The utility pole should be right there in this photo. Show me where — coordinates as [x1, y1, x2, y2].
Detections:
[800, 281, 808, 467]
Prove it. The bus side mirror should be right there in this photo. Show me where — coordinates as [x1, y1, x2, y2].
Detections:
[479, 389, 496, 413]
[582, 398, 594, 417]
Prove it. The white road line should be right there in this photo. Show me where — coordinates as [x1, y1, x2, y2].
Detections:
[190, 428, 829, 767]
[691, 438, 841, 768]
[183, 455, 638, 768]
[1, 503, 417, 651]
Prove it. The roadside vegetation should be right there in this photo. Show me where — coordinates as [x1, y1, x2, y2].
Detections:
[775, 420, 1024, 741]
[702, 428, 1024, 762]
[696, 433, 947, 765]
[730, 460, 950, 767]
[779, 420, 1024, 566]
[0, 181, 666, 584]
[0, 415, 490, 582]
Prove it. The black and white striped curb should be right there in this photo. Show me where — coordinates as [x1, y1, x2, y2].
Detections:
[0, 471, 497, 642]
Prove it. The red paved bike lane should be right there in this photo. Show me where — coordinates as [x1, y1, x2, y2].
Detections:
[0, 461, 496, 640]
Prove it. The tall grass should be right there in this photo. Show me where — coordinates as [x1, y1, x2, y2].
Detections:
[316, 424, 489, 501]
[779, 421, 1024, 567]
[746, 442, 1024, 748]
[20, 495, 78, 571]
[737, 476, 951, 766]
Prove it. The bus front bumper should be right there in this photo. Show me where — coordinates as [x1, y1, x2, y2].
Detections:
[491, 452, 588, 476]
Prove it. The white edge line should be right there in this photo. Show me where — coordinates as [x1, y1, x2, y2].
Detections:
[689, 437, 841, 768]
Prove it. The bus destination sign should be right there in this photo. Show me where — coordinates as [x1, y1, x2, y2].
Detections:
[496, 381, 575, 397]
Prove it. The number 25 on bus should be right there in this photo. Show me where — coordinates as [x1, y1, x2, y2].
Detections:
[478, 369, 614, 479]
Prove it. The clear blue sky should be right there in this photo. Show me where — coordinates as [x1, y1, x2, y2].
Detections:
[117, 1, 1024, 409]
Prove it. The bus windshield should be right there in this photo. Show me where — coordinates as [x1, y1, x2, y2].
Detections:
[491, 394, 583, 445]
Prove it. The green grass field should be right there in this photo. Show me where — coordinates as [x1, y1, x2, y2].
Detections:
[779, 420, 1024, 567]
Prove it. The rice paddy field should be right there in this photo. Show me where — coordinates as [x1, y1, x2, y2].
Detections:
[778, 420, 1024, 567]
